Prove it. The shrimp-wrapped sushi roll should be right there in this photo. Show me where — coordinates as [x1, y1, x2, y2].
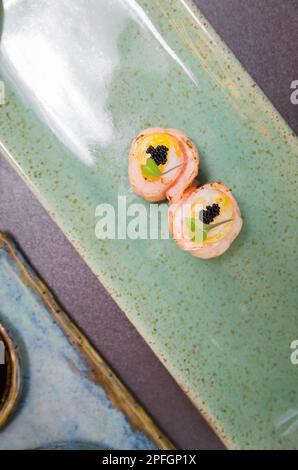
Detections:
[128, 128, 199, 202]
[170, 182, 243, 259]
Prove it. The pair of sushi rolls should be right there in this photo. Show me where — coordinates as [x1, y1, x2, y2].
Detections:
[128, 128, 242, 259]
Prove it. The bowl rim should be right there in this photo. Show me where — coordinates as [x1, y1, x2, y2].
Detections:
[0, 321, 21, 428]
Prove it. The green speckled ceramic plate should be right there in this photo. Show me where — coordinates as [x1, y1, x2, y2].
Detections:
[0, 0, 297, 449]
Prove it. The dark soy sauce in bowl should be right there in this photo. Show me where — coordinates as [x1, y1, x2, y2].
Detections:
[0, 334, 10, 411]
[0, 364, 8, 401]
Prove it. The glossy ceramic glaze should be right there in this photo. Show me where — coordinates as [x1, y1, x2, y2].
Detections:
[0, 234, 169, 450]
[0, 0, 297, 449]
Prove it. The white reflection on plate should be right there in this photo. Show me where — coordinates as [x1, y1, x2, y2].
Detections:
[1, 0, 128, 165]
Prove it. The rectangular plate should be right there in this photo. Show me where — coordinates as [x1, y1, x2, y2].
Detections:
[0, 0, 297, 449]
[0, 233, 171, 450]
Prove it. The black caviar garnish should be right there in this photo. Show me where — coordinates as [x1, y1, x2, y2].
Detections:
[146, 145, 168, 166]
[199, 203, 221, 225]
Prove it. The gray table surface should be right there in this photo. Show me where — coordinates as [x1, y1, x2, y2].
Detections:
[0, 0, 297, 450]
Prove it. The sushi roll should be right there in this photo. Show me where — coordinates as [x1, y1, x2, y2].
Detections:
[128, 128, 199, 202]
[170, 182, 243, 259]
